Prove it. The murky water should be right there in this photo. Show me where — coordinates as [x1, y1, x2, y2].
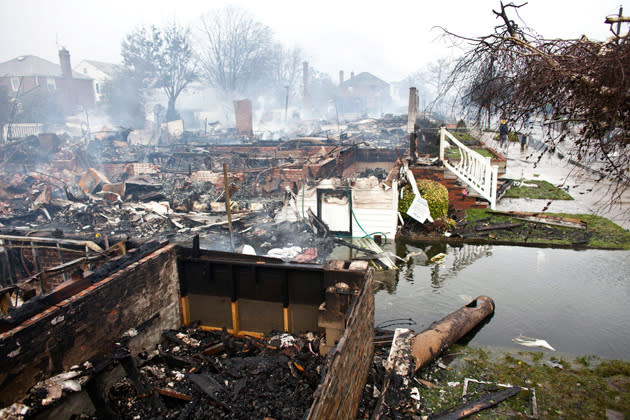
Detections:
[372, 241, 630, 360]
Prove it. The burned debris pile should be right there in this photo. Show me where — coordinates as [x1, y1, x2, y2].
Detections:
[17, 327, 324, 420]
[113, 328, 322, 420]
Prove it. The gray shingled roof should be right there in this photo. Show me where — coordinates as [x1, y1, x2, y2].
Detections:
[342, 72, 389, 88]
[81, 60, 123, 77]
[0, 55, 90, 79]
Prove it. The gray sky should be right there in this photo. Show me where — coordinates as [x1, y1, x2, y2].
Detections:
[0, 0, 625, 82]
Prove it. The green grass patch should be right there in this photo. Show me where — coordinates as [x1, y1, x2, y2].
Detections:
[504, 180, 573, 200]
[557, 213, 630, 249]
[445, 148, 497, 160]
[450, 130, 479, 145]
[417, 346, 630, 419]
[463, 209, 630, 249]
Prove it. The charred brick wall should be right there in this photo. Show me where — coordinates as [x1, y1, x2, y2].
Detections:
[0, 244, 180, 406]
[308, 266, 374, 420]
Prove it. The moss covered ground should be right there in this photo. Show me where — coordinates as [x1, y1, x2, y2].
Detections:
[417, 345, 630, 419]
[463, 209, 630, 249]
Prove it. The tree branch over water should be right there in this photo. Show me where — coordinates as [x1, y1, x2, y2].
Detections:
[442, 1, 630, 208]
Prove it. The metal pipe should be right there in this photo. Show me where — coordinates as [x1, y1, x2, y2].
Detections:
[411, 295, 494, 371]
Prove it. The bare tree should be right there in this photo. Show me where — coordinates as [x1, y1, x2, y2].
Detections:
[265, 45, 304, 105]
[442, 1, 630, 205]
[426, 57, 456, 117]
[198, 8, 274, 96]
[121, 22, 197, 121]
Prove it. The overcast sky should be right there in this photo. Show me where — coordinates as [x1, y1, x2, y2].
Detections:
[0, 0, 625, 82]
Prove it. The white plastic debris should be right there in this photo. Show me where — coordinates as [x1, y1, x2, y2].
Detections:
[241, 244, 256, 255]
[176, 332, 200, 347]
[123, 328, 138, 338]
[61, 380, 82, 392]
[266, 246, 302, 260]
[279, 333, 296, 348]
[512, 334, 556, 351]
[544, 360, 563, 369]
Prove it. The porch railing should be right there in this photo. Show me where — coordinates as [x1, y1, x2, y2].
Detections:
[439, 127, 498, 209]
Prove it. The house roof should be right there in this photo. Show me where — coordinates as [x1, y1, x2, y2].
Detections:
[0, 55, 90, 79]
[342, 72, 389, 88]
[79, 60, 123, 77]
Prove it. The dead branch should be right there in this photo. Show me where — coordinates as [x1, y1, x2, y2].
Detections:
[442, 2, 630, 208]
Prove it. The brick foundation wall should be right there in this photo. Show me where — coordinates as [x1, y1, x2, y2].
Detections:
[0, 244, 181, 406]
[308, 266, 374, 420]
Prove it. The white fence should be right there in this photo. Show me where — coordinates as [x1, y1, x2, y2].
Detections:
[439, 127, 498, 209]
[2, 123, 44, 143]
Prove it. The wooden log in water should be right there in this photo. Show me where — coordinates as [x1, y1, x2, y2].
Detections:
[412, 296, 495, 371]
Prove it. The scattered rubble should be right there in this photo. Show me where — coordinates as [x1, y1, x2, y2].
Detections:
[11, 327, 323, 419]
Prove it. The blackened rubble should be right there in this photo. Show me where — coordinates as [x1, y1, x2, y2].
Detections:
[0, 115, 412, 282]
[19, 327, 324, 420]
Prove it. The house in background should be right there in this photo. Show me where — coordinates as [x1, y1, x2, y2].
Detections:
[337, 71, 391, 118]
[0, 48, 95, 115]
[73, 60, 122, 103]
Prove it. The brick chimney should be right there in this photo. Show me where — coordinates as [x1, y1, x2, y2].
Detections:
[350, 71, 355, 79]
[59, 48, 72, 79]
[339, 70, 344, 85]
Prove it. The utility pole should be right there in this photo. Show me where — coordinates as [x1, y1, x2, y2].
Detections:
[408, 87, 418, 164]
[223, 163, 234, 251]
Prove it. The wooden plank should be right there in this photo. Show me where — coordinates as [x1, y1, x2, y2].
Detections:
[474, 222, 523, 232]
[489, 211, 587, 229]
[155, 387, 193, 402]
[431, 386, 522, 419]
[0, 235, 104, 252]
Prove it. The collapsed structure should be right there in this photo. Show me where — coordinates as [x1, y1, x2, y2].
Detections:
[0, 105, 503, 418]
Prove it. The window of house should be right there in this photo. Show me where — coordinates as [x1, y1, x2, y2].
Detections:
[47, 78, 56, 91]
[10, 77, 20, 92]
[95, 82, 100, 94]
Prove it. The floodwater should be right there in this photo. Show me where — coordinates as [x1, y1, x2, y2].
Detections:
[372, 241, 630, 360]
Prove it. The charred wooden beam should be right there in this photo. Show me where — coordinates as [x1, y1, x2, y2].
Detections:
[371, 328, 415, 420]
[158, 350, 198, 370]
[188, 373, 229, 410]
[411, 296, 494, 371]
[430, 386, 522, 419]
[474, 222, 523, 232]
[155, 387, 193, 402]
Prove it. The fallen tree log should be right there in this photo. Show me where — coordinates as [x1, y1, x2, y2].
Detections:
[411, 296, 494, 371]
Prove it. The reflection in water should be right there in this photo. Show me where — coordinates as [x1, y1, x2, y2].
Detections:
[375, 241, 630, 360]
[394, 242, 493, 289]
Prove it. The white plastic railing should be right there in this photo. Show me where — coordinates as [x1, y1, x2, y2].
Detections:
[2, 123, 44, 143]
[439, 127, 498, 209]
